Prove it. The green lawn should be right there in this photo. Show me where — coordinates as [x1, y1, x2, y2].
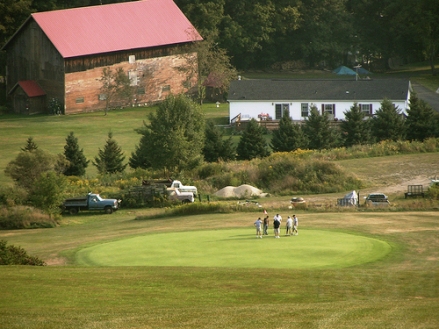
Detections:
[0, 211, 438, 328]
[75, 228, 391, 268]
[0, 102, 230, 185]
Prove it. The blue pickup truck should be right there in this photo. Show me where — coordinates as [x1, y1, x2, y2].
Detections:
[62, 193, 121, 214]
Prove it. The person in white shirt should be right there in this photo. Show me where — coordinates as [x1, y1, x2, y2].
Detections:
[254, 217, 263, 238]
[293, 215, 298, 235]
[286, 216, 293, 235]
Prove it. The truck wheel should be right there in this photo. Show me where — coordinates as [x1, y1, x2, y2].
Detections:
[69, 207, 79, 215]
[104, 206, 113, 214]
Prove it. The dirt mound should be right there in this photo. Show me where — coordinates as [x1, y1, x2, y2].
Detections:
[215, 184, 264, 198]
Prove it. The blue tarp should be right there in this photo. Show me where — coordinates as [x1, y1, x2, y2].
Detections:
[332, 66, 356, 75]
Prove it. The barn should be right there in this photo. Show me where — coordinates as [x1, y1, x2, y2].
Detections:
[1, 0, 203, 115]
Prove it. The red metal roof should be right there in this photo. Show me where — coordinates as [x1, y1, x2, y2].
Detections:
[17, 80, 46, 97]
[31, 0, 202, 58]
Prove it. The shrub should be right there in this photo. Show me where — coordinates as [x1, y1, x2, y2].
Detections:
[0, 240, 46, 265]
[0, 206, 58, 229]
[135, 201, 257, 219]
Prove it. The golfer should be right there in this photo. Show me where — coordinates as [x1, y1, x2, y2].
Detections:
[273, 216, 281, 238]
[286, 216, 293, 236]
[254, 217, 263, 238]
[263, 215, 269, 235]
[293, 215, 298, 235]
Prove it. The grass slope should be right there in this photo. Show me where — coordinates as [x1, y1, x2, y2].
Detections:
[0, 211, 438, 328]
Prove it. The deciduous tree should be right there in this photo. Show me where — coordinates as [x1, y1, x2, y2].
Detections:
[4, 149, 64, 190]
[28, 171, 67, 216]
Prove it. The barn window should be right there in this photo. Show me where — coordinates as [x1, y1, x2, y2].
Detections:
[129, 55, 136, 63]
[162, 85, 171, 92]
[75, 97, 84, 104]
[301, 103, 309, 117]
[275, 103, 289, 119]
[129, 71, 138, 86]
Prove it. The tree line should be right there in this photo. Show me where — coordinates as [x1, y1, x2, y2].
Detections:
[1, 0, 438, 74]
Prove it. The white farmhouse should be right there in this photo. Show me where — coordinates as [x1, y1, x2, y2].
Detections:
[228, 79, 411, 123]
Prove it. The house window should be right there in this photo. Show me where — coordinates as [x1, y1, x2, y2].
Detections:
[98, 94, 107, 101]
[275, 103, 289, 119]
[322, 104, 335, 115]
[136, 87, 145, 95]
[75, 97, 84, 104]
[301, 103, 309, 117]
[162, 85, 171, 92]
[359, 103, 372, 115]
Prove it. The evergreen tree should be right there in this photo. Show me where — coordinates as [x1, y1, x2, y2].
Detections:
[129, 128, 152, 169]
[405, 92, 439, 141]
[271, 110, 308, 152]
[93, 132, 127, 174]
[236, 119, 270, 160]
[203, 121, 236, 162]
[340, 103, 372, 147]
[63, 132, 89, 176]
[131, 94, 205, 174]
[21, 137, 38, 152]
[303, 106, 340, 150]
[371, 98, 406, 142]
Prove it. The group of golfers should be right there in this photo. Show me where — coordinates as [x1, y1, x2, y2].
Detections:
[254, 213, 298, 238]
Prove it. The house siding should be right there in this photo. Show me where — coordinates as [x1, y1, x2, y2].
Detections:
[230, 99, 409, 123]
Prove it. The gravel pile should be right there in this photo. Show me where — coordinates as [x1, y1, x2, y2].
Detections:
[214, 184, 264, 198]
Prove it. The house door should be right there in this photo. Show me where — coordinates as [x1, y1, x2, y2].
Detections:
[275, 103, 289, 119]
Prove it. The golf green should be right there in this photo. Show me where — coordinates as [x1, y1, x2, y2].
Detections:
[75, 229, 392, 269]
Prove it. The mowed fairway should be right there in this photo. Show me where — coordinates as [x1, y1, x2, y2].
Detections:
[1, 211, 439, 329]
[75, 229, 391, 268]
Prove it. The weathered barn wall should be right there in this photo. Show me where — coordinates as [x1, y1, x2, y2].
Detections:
[5, 19, 64, 113]
[65, 52, 198, 114]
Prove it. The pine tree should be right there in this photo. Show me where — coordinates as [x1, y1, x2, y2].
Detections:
[340, 103, 372, 147]
[129, 127, 152, 169]
[371, 98, 406, 142]
[131, 94, 205, 174]
[63, 132, 89, 176]
[303, 106, 340, 150]
[21, 137, 38, 152]
[203, 121, 236, 162]
[405, 92, 439, 141]
[271, 110, 308, 152]
[236, 119, 270, 160]
[93, 132, 127, 174]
